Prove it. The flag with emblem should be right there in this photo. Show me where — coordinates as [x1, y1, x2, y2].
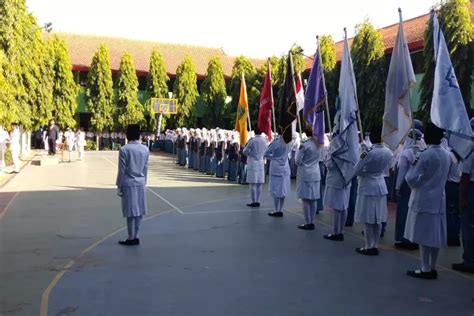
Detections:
[279, 53, 297, 144]
[258, 62, 274, 141]
[235, 74, 249, 146]
[430, 11, 473, 159]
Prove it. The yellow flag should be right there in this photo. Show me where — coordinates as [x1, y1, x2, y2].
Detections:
[235, 74, 249, 146]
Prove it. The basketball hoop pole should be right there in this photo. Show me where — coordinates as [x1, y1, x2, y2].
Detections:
[156, 112, 163, 136]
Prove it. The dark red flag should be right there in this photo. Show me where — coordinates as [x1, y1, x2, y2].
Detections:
[257, 63, 274, 141]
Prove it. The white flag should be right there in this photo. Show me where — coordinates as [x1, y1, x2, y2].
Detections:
[382, 10, 416, 151]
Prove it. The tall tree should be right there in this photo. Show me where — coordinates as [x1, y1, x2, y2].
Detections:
[146, 49, 169, 131]
[351, 19, 387, 132]
[419, 0, 474, 121]
[173, 55, 198, 127]
[319, 35, 338, 121]
[0, 51, 16, 126]
[49, 35, 78, 129]
[116, 53, 144, 129]
[201, 57, 227, 127]
[86, 44, 115, 134]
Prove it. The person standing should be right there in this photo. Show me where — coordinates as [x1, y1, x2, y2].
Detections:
[0, 125, 10, 173]
[296, 127, 322, 230]
[64, 128, 75, 162]
[116, 124, 149, 246]
[353, 127, 394, 255]
[265, 135, 291, 217]
[227, 132, 240, 182]
[244, 129, 268, 207]
[215, 131, 226, 178]
[405, 123, 452, 279]
[76, 128, 86, 161]
[47, 119, 60, 156]
[9, 123, 21, 173]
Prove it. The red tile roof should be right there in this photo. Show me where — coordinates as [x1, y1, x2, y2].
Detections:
[305, 2, 474, 70]
[46, 33, 265, 80]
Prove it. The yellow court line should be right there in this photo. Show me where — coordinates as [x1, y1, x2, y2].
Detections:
[0, 191, 19, 222]
[284, 207, 474, 282]
[39, 209, 174, 316]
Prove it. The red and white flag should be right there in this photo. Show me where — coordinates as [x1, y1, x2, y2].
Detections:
[292, 76, 305, 134]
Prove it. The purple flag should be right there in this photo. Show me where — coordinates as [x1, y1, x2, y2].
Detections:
[304, 49, 326, 144]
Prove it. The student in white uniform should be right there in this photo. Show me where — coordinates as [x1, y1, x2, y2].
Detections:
[116, 124, 149, 246]
[76, 128, 86, 161]
[405, 123, 452, 280]
[64, 128, 75, 162]
[265, 136, 292, 217]
[296, 126, 322, 230]
[244, 128, 268, 207]
[353, 126, 394, 255]
[9, 123, 21, 173]
[0, 125, 10, 172]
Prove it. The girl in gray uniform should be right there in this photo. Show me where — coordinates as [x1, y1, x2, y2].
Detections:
[265, 136, 292, 217]
[296, 127, 322, 230]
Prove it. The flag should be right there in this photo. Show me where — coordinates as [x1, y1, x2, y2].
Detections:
[291, 76, 305, 136]
[304, 48, 326, 144]
[258, 62, 273, 141]
[235, 75, 249, 147]
[279, 53, 297, 144]
[430, 11, 473, 159]
[382, 10, 416, 151]
[330, 32, 360, 184]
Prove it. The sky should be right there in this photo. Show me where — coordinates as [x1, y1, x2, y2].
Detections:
[26, 0, 438, 59]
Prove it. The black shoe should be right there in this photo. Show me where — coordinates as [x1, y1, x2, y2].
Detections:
[324, 233, 344, 241]
[268, 211, 283, 217]
[452, 263, 474, 273]
[246, 202, 260, 208]
[118, 238, 139, 246]
[447, 239, 461, 247]
[394, 242, 419, 250]
[297, 223, 315, 230]
[407, 269, 437, 280]
[355, 247, 379, 256]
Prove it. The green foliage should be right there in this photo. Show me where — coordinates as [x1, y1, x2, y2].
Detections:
[85, 139, 97, 151]
[319, 35, 338, 122]
[351, 19, 387, 132]
[419, 0, 474, 121]
[86, 44, 115, 132]
[201, 57, 227, 127]
[116, 53, 144, 129]
[49, 36, 78, 130]
[146, 50, 169, 131]
[172, 55, 199, 127]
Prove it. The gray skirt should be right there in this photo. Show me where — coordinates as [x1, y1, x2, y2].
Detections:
[404, 211, 447, 248]
[297, 180, 320, 200]
[269, 174, 290, 198]
[324, 185, 351, 211]
[355, 195, 387, 224]
[121, 185, 148, 218]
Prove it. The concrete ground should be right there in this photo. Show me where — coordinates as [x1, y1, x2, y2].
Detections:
[0, 150, 473, 316]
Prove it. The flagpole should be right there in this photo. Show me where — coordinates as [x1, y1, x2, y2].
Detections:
[316, 35, 333, 133]
[344, 27, 364, 143]
[289, 51, 303, 135]
[268, 58, 276, 135]
[399, 8, 416, 144]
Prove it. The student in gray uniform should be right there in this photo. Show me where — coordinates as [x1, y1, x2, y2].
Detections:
[265, 136, 292, 217]
[244, 129, 268, 207]
[452, 118, 474, 273]
[116, 124, 149, 246]
[353, 126, 394, 255]
[405, 123, 452, 279]
[296, 127, 322, 230]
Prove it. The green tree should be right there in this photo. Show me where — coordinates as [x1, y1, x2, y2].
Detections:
[173, 55, 198, 127]
[351, 19, 387, 132]
[86, 44, 115, 135]
[116, 53, 144, 129]
[201, 57, 227, 127]
[146, 49, 169, 131]
[49, 35, 78, 129]
[319, 35, 338, 123]
[419, 0, 474, 121]
[0, 51, 16, 126]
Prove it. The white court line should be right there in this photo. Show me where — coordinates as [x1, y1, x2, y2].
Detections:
[102, 156, 184, 215]
[184, 208, 273, 215]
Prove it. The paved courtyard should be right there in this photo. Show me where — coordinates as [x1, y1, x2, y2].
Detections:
[0, 151, 473, 316]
